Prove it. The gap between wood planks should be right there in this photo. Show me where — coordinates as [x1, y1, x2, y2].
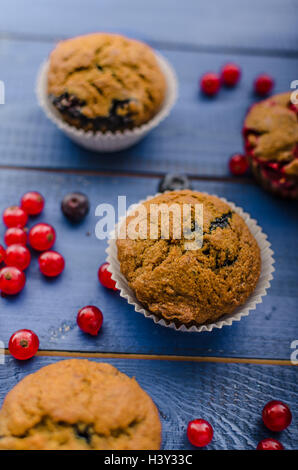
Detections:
[0, 164, 255, 185]
[1, 31, 298, 59]
[4, 349, 295, 366]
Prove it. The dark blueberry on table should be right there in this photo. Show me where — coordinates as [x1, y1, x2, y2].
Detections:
[61, 192, 90, 222]
[158, 174, 192, 193]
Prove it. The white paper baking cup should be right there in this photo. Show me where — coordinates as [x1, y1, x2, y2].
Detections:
[106, 193, 275, 332]
[36, 53, 178, 152]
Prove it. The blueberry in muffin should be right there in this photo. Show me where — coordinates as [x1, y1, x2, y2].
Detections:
[0, 360, 161, 450]
[47, 33, 167, 133]
[117, 190, 261, 326]
[243, 92, 298, 199]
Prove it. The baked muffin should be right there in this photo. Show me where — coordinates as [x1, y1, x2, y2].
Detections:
[0, 359, 161, 450]
[117, 190, 261, 326]
[47, 33, 167, 133]
[243, 92, 298, 199]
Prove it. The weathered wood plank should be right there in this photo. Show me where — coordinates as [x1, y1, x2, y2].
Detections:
[0, 0, 297, 53]
[0, 39, 297, 176]
[0, 169, 297, 360]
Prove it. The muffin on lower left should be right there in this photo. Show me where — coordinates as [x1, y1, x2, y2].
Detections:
[0, 359, 161, 450]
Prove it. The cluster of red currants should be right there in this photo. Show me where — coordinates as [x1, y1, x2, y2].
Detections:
[200, 63, 274, 97]
[0, 192, 65, 297]
[200, 64, 275, 177]
[187, 400, 292, 450]
[1, 192, 66, 360]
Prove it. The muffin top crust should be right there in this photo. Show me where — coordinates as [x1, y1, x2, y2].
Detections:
[116, 190, 261, 326]
[47, 33, 167, 132]
[244, 92, 298, 177]
[0, 359, 161, 450]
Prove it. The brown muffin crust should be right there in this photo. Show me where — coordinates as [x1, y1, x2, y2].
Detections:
[0, 360, 161, 450]
[47, 33, 167, 132]
[243, 92, 298, 198]
[117, 190, 261, 326]
[244, 92, 298, 166]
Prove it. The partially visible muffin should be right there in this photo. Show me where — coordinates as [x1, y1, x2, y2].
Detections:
[243, 92, 298, 198]
[47, 33, 167, 133]
[0, 359, 161, 450]
[117, 190, 261, 326]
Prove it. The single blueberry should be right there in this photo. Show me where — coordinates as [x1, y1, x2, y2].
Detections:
[61, 192, 90, 223]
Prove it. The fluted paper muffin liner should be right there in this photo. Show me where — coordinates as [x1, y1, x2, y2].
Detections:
[36, 53, 178, 152]
[106, 193, 275, 332]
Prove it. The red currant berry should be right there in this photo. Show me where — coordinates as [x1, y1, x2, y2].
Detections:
[38, 251, 65, 277]
[200, 73, 221, 96]
[77, 306, 103, 336]
[0, 245, 5, 264]
[262, 400, 292, 432]
[221, 63, 241, 86]
[5, 244, 31, 271]
[187, 419, 213, 447]
[98, 262, 117, 290]
[21, 191, 44, 216]
[0, 266, 25, 295]
[4, 227, 27, 246]
[3, 206, 28, 228]
[29, 223, 56, 251]
[9, 329, 39, 360]
[257, 438, 284, 450]
[229, 154, 249, 175]
[254, 74, 274, 96]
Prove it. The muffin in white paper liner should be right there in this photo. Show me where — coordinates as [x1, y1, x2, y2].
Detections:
[36, 53, 178, 153]
[106, 193, 275, 332]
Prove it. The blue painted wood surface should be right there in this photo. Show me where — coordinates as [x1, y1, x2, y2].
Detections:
[0, 39, 297, 176]
[0, 169, 297, 360]
[1, 0, 298, 54]
[0, 356, 297, 450]
[0, 1, 297, 451]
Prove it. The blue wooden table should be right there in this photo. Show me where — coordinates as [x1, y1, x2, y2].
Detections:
[0, 0, 297, 450]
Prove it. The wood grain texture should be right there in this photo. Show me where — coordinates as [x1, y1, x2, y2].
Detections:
[0, 0, 297, 54]
[0, 356, 296, 450]
[0, 169, 297, 360]
[0, 40, 297, 177]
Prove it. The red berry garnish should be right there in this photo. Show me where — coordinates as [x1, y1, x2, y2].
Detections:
[77, 306, 103, 336]
[4, 227, 27, 246]
[262, 400, 292, 432]
[21, 191, 44, 216]
[0, 245, 5, 264]
[38, 251, 65, 277]
[0, 266, 25, 295]
[200, 73, 221, 96]
[257, 438, 284, 450]
[187, 419, 213, 447]
[8, 329, 39, 360]
[229, 154, 249, 175]
[254, 74, 274, 96]
[29, 223, 56, 251]
[221, 63, 241, 87]
[98, 262, 117, 290]
[3, 206, 28, 228]
[5, 244, 31, 271]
